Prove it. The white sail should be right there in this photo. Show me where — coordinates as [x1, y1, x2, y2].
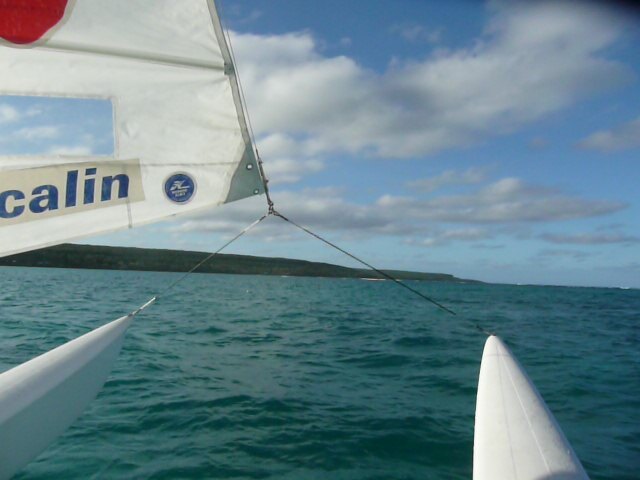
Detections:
[0, 0, 264, 257]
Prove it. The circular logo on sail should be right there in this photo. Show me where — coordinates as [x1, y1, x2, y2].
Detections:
[164, 173, 196, 204]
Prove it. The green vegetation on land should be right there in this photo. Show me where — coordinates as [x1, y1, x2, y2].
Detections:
[0, 244, 479, 283]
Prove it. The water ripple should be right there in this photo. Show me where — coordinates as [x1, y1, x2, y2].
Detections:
[0, 268, 637, 479]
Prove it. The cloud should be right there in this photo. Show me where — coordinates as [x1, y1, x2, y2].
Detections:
[541, 232, 640, 245]
[170, 177, 625, 243]
[472, 243, 505, 250]
[578, 116, 640, 152]
[173, 188, 415, 240]
[242, 9, 263, 24]
[378, 178, 625, 223]
[408, 167, 487, 192]
[0, 125, 60, 145]
[47, 145, 93, 155]
[25, 105, 44, 117]
[268, 189, 406, 234]
[222, 3, 263, 26]
[390, 23, 442, 44]
[231, 1, 631, 158]
[249, 134, 324, 185]
[534, 249, 593, 262]
[0, 103, 44, 128]
[258, 133, 302, 158]
[0, 104, 19, 124]
[265, 158, 324, 185]
[12, 126, 59, 140]
[256, 133, 324, 184]
[418, 227, 490, 247]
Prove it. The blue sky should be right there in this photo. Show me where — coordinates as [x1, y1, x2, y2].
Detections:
[1, 0, 639, 288]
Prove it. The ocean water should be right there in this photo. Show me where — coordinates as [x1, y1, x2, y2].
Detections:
[1, 266, 638, 479]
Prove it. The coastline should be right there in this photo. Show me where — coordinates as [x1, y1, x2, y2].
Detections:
[0, 243, 480, 284]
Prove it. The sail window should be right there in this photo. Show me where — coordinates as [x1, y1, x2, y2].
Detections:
[0, 95, 114, 157]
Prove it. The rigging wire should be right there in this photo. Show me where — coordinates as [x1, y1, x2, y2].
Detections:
[270, 209, 457, 316]
[121, 2, 273, 317]
[125, 208, 459, 321]
[217, 0, 275, 211]
[136, 0, 454, 319]
[152, 214, 268, 301]
[123, 215, 267, 318]
[215, 2, 452, 316]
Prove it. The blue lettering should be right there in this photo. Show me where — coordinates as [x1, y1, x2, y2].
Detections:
[84, 168, 97, 205]
[29, 185, 59, 213]
[0, 190, 25, 218]
[101, 174, 130, 201]
[1, 167, 132, 221]
[65, 170, 78, 207]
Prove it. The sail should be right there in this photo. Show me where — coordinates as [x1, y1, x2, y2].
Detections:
[0, 1, 265, 475]
[0, 0, 264, 258]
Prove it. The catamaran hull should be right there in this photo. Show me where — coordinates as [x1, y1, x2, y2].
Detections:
[474, 335, 589, 480]
[0, 315, 133, 479]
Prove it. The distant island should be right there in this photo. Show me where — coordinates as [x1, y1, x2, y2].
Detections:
[0, 244, 480, 283]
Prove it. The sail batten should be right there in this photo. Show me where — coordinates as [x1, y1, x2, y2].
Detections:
[37, 42, 228, 71]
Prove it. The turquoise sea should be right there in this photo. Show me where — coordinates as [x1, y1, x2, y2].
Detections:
[1, 266, 638, 479]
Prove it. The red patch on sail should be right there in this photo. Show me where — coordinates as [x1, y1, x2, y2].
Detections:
[0, 0, 69, 45]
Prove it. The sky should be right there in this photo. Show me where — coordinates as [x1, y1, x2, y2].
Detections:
[1, 0, 639, 288]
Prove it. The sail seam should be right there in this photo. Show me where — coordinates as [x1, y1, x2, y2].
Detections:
[0, 161, 247, 169]
[36, 42, 226, 72]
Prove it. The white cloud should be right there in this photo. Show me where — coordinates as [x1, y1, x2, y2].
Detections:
[231, 1, 631, 159]
[25, 106, 44, 117]
[419, 227, 490, 247]
[0, 125, 60, 144]
[0, 104, 19, 124]
[265, 158, 324, 185]
[172, 188, 412, 240]
[390, 24, 442, 44]
[256, 134, 325, 184]
[0, 103, 44, 127]
[13, 126, 59, 140]
[226, 6, 263, 26]
[541, 232, 640, 245]
[378, 178, 625, 223]
[534, 249, 593, 262]
[47, 145, 93, 155]
[257, 133, 304, 158]
[169, 177, 625, 241]
[578, 116, 640, 152]
[408, 167, 487, 192]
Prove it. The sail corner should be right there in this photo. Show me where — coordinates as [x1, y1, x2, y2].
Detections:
[224, 145, 265, 204]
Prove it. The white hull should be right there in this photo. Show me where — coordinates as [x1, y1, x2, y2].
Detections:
[0, 312, 138, 479]
[474, 335, 588, 480]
